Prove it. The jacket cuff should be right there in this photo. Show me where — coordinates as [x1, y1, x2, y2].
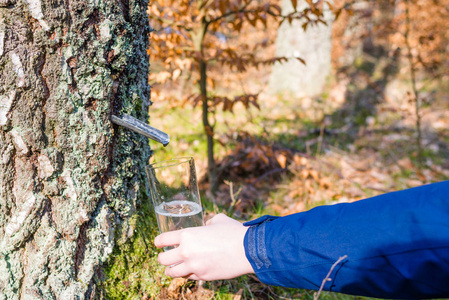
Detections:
[243, 215, 279, 270]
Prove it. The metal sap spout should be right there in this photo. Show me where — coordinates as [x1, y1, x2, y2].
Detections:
[111, 114, 170, 147]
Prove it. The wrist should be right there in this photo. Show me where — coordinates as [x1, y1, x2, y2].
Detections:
[239, 225, 255, 275]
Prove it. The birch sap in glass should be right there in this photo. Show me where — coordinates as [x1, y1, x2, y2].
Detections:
[154, 200, 204, 233]
[146, 157, 204, 250]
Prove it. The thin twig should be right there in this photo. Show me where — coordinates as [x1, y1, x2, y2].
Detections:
[313, 255, 348, 300]
[245, 283, 254, 299]
[207, 1, 252, 24]
[316, 121, 325, 156]
[404, 0, 423, 165]
[225, 181, 242, 215]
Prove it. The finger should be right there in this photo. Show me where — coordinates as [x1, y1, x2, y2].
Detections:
[165, 263, 193, 278]
[187, 274, 200, 281]
[158, 247, 183, 266]
[154, 230, 183, 248]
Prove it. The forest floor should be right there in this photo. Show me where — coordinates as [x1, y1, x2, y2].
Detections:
[129, 75, 449, 300]
[104, 63, 449, 299]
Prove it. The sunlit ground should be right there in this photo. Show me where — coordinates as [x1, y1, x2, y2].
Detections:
[111, 75, 449, 299]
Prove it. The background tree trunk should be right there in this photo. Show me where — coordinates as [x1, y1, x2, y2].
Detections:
[0, 0, 151, 298]
[268, 0, 334, 98]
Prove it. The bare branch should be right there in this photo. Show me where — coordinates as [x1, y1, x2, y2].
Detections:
[207, 1, 252, 24]
[314, 255, 348, 300]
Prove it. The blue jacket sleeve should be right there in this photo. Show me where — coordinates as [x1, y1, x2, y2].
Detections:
[243, 180, 449, 299]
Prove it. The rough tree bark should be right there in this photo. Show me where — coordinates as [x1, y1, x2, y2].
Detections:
[0, 0, 152, 298]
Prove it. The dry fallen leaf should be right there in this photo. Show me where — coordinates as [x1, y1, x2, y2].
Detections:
[276, 154, 287, 168]
[167, 278, 188, 296]
[233, 288, 243, 300]
[397, 157, 414, 170]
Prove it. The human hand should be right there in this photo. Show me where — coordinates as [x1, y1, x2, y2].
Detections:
[154, 213, 254, 281]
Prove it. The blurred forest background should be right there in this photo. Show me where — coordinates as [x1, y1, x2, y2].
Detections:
[105, 0, 449, 298]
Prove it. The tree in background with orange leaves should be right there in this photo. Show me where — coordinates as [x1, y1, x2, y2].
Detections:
[147, 0, 343, 193]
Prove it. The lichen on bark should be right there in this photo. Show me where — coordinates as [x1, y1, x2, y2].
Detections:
[0, 0, 153, 298]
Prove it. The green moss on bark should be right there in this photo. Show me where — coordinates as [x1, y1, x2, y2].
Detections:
[103, 191, 169, 299]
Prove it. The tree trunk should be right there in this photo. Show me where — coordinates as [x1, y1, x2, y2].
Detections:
[0, 0, 151, 298]
[199, 58, 217, 194]
[195, 14, 217, 194]
[268, 0, 334, 98]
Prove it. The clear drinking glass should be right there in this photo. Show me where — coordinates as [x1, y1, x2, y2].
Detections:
[146, 157, 204, 248]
